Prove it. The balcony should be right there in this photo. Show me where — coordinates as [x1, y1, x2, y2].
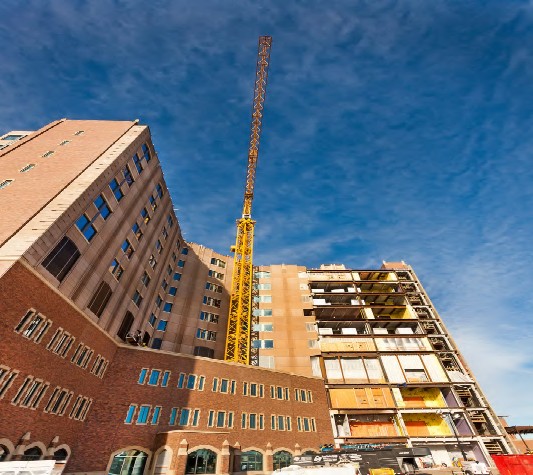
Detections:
[324, 356, 386, 384]
[317, 322, 370, 335]
[329, 387, 396, 409]
[319, 337, 376, 352]
[371, 321, 424, 335]
[374, 337, 432, 352]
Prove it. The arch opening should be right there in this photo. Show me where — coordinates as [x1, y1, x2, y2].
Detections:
[0, 445, 10, 462]
[273, 451, 292, 471]
[241, 451, 263, 471]
[185, 449, 217, 474]
[22, 447, 43, 461]
[109, 449, 148, 475]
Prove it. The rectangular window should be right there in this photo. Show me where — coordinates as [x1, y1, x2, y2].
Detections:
[123, 165, 134, 186]
[125, 405, 136, 423]
[228, 412, 234, 428]
[192, 409, 200, 426]
[270, 386, 275, 398]
[173, 272, 181, 281]
[163, 303, 173, 312]
[41, 236, 81, 282]
[253, 323, 273, 332]
[156, 240, 163, 254]
[243, 382, 248, 396]
[42, 151, 54, 157]
[142, 144, 151, 162]
[252, 340, 274, 349]
[254, 295, 272, 303]
[167, 265, 172, 275]
[109, 259, 124, 281]
[156, 296, 162, 307]
[110, 178, 124, 202]
[259, 414, 264, 429]
[137, 406, 150, 424]
[177, 373, 185, 388]
[203, 296, 221, 308]
[149, 314, 156, 327]
[179, 408, 190, 425]
[254, 271, 271, 278]
[138, 368, 148, 384]
[198, 376, 205, 391]
[133, 153, 143, 173]
[242, 413, 247, 429]
[253, 309, 272, 316]
[141, 207, 150, 224]
[311, 418, 316, 431]
[208, 270, 224, 280]
[208, 410, 215, 427]
[167, 215, 173, 228]
[132, 222, 143, 241]
[211, 258, 226, 268]
[249, 413, 257, 429]
[182, 247, 189, 255]
[216, 411, 225, 428]
[254, 283, 272, 290]
[230, 380, 236, 394]
[278, 415, 285, 431]
[76, 214, 97, 241]
[156, 183, 163, 198]
[88, 281, 113, 317]
[187, 375, 196, 390]
[250, 383, 257, 397]
[148, 370, 160, 386]
[271, 415, 276, 430]
[152, 406, 161, 424]
[286, 416, 291, 431]
[212, 378, 218, 392]
[157, 320, 168, 331]
[178, 260, 185, 268]
[284, 388, 289, 400]
[259, 384, 264, 398]
[22, 314, 43, 339]
[220, 379, 228, 393]
[149, 255, 157, 270]
[169, 286, 177, 296]
[122, 239, 134, 259]
[301, 390, 307, 402]
[200, 312, 219, 323]
[94, 195, 111, 220]
[132, 290, 143, 307]
[308, 391, 313, 403]
[149, 196, 157, 211]
[162, 227, 168, 240]
[295, 389, 299, 401]
[277, 387, 283, 400]
[60, 140, 70, 146]
[297, 417, 302, 431]
[161, 371, 170, 387]
[304, 418, 310, 431]
[170, 408, 178, 425]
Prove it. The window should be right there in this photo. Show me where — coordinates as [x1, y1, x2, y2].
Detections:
[161, 279, 168, 290]
[74, 130, 84, 135]
[132, 290, 143, 307]
[216, 411, 225, 428]
[187, 375, 196, 389]
[252, 340, 273, 349]
[136, 368, 147, 384]
[308, 340, 319, 348]
[205, 282, 223, 293]
[178, 260, 185, 268]
[109, 259, 124, 281]
[220, 379, 228, 393]
[200, 312, 219, 323]
[198, 376, 205, 390]
[163, 303, 172, 313]
[149, 196, 157, 211]
[20, 164, 35, 173]
[253, 323, 273, 332]
[270, 386, 275, 398]
[42, 151, 54, 157]
[254, 283, 271, 290]
[2, 134, 24, 141]
[141, 207, 150, 224]
[308, 391, 313, 402]
[271, 415, 276, 430]
[0, 367, 19, 400]
[156, 296, 163, 308]
[192, 409, 200, 426]
[250, 383, 257, 397]
[170, 408, 178, 425]
[117, 312, 134, 341]
[123, 165, 134, 186]
[21, 313, 43, 338]
[148, 370, 160, 385]
[167, 265, 172, 275]
[253, 309, 272, 316]
[148, 255, 157, 270]
[76, 214, 97, 241]
[259, 414, 264, 429]
[167, 215, 173, 227]
[162, 371, 170, 386]
[60, 140, 70, 145]
[242, 413, 247, 429]
[169, 287, 177, 296]
[305, 323, 315, 332]
[193, 346, 214, 358]
[141, 272, 151, 287]
[156, 183, 163, 198]
[156, 240, 163, 254]
[285, 388, 290, 400]
[277, 387, 283, 400]
[230, 380, 236, 394]
[177, 373, 185, 388]
[211, 258, 226, 268]
[173, 273, 182, 281]
[228, 411, 234, 428]
[286, 416, 291, 431]
[212, 378, 218, 392]
[278, 415, 285, 430]
[94, 195, 111, 220]
[255, 271, 271, 278]
[203, 296, 221, 308]
[162, 227, 168, 240]
[208, 270, 224, 280]
[142, 144, 151, 162]
[152, 406, 161, 424]
[259, 384, 264, 397]
[133, 153, 143, 173]
[182, 247, 189, 255]
[87, 281, 112, 317]
[208, 410, 215, 427]
[152, 337, 162, 349]
[196, 329, 216, 341]
[301, 390, 307, 402]
[125, 405, 136, 423]
[137, 405, 150, 424]
[254, 295, 272, 303]
[0, 179, 13, 189]
[157, 320, 168, 331]
[303, 418, 310, 431]
[249, 413, 257, 429]
[122, 240, 134, 259]
[132, 222, 143, 241]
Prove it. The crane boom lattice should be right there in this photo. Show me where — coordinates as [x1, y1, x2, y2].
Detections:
[224, 36, 272, 364]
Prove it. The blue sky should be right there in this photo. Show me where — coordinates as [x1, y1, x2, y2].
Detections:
[2, 0, 533, 425]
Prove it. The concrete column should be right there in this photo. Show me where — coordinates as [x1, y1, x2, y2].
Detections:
[266, 443, 273, 472]
[294, 444, 301, 456]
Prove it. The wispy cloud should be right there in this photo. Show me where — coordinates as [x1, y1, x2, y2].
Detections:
[2, 0, 533, 423]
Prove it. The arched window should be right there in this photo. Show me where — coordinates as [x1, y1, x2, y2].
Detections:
[154, 450, 171, 475]
[241, 451, 262, 471]
[0, 445, 10, 462]
[22, 447, 42, 461]
[109, 449, 148, 475]
[185, 449, 216, 474]
[53, 448, 68, 461]
[273, 451, 292, 471]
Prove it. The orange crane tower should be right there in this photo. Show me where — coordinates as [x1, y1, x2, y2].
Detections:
[224, 36, 273, 364]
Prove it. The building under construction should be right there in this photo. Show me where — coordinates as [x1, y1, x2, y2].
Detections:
[0, 36, 519, 475]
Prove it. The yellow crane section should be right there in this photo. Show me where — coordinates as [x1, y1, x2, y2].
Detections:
[224, 36, 273, 364]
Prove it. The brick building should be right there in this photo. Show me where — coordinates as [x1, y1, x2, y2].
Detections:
[0, 119, 517, 475]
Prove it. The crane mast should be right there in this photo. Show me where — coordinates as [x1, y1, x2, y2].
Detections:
[224, 36, 272, 364]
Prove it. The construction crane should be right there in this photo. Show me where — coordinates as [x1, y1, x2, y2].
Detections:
[224, 36, 273, 364]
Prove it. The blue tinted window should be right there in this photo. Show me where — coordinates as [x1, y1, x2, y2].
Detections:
[170, 408, 178, 424]
[157, 320, 168, 331]
[137, 406, 150, 423]
[151, 338, 162, 349]
[187, 375, 196, 389]
[162, 371, 170, 386]
[156, 184, 163, 198]
[163, 303, 172, 313]
[179, 408, 190, 425]
[133, 154, 143, 173]
[182, 248, 188, 255]
[109, 179, 123, 201]
[76, 215, 96, 241]
[148, 370, 160, 385]
[125, 405, 135, 423]
[169, 287, 177, 296]
[178, 374, 185, 388]
[173, 273, 181, 281]
[178, 260, 185, 268]
[94, 196, 104, 209]
[142, 144, 151, 162]
[151, 407, 160, 424]
[138, 368, 147, 384]
[149, 314, 156, 327]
